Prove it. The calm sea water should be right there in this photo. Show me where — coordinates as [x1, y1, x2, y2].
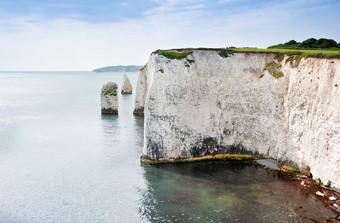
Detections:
[0, 71, 335, 222]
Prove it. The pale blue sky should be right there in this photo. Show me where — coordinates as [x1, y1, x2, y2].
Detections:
[0, 0, 339, 70]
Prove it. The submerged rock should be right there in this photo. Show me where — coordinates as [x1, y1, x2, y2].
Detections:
[101, 82, 118, 114]
[121, 70, 132, 94]
[329, 196, 336, 201]
[255, 159, 280, 171]
[316, 191, 325, 197]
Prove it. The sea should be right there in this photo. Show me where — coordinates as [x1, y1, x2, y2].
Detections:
[0, 71, 335, 222]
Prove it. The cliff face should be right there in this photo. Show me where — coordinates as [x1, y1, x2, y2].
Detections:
[134, 50, 340, 189]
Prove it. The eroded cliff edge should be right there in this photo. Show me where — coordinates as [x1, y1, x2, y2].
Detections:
[134, 50, 340, 189]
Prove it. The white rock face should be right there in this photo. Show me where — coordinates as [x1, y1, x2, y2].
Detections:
[135, 50, 340, 189]
[134, 65, 147, 114]
[121, 71, 133, 94]
[101, 82, 118, 114]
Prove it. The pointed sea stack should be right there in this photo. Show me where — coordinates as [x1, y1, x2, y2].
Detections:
[121, 70, 133, 94]
[101, 82, 118, 114]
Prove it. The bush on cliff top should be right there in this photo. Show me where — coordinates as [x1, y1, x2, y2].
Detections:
[268, 38, 340, 50]
[232, 48, 340, 58]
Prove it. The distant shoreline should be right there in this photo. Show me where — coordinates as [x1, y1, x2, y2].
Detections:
[93, 65, 143, 72]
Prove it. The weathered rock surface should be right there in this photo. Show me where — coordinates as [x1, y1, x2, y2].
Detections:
[133, 66, 147, 115]
[101, 82, 118, 114]
[121, 71, 133, 94]
[135, 50, 340, 190]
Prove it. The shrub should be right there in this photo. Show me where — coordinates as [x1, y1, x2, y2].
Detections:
[267, 38, 340, 49]
[219, 51, 230, 58]
[274, 53, 284, 62]
[291, 54, 305, 68]
[302, 38, 317, 48]
[265, 61, 281, 74]
[285, 55, 294, 64]
[274, 71, 284, 79]
[264, 61, 284, 79]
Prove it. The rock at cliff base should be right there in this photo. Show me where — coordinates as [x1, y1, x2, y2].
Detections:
[255, 159, 280, 171]
[121, 71, 132, 94]
[101, 82, 118, 114]
[329, 196, 336, 201]
[316, 191, 325, 197]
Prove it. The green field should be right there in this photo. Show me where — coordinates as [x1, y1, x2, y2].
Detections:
[232, 48, 340, 58]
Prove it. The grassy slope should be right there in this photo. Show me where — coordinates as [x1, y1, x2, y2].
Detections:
[153, 48, 340, 59]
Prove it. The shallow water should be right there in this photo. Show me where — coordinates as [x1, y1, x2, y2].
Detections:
[0, 71, 335, 222]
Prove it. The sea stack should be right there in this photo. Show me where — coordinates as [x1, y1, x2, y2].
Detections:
[101, 82, 118, 114]
[121, 69, 133, 94]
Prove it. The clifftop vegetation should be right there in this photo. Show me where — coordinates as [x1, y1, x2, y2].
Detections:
[154, 45, 340, 59]
[153, 49, 193, 59]
[268, 38, 340, 50]
[101, 83, 117, 96]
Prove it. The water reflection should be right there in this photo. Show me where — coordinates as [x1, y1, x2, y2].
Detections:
[100, 114, 119, 136]
[133, 115, 144, 149]
[140, 162, 334, 223]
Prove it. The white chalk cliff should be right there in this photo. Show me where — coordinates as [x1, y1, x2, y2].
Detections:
[134, 50, 340, 189]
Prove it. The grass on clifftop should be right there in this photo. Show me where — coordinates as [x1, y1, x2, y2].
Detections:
[153, 48, 340, 59]
[233, 48, 340, 59]
[153, 49, 193, 60]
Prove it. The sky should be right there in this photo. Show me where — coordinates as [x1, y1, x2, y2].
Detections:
[0, 0, 339, 71]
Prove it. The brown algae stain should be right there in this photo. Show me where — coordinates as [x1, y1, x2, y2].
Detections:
[140, 153, 259, 165]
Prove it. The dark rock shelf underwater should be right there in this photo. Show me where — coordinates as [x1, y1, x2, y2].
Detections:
[140, 161, 339, 223]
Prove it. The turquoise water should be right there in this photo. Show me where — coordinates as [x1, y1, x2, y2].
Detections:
[0, 71, 335, 222]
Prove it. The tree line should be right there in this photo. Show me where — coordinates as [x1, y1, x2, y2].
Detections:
[268, 38, 340, 49]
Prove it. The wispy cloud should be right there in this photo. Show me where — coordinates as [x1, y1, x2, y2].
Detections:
[150, 0, 203, 6]
[183, 4, 205, 10]
[0, 0, 339, 70]
[218, 0, 234, 3]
